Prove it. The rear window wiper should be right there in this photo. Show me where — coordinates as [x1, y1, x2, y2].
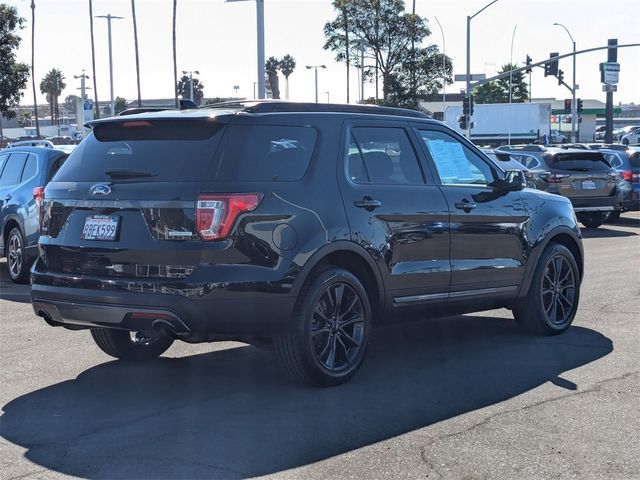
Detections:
[564, 167, 590, 172]
[105, 168, 157, 179]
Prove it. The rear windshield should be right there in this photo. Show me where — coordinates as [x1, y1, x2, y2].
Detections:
[545, 152, 611, 172]
[53, 119, 225, 182]
[213, 125, 317, 182]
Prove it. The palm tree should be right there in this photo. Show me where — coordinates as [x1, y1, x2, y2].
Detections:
[131, 0, 141, 107]
[279, 54, 296, 100]
[30, 0, 40, 136]
[265, 57, 280, 99]
[172, 0, 178, 107]
[40, 69, 66, 124]
[89, 0, 99, 118]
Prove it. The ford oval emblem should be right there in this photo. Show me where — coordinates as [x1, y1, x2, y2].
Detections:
[89, 184, 112, 196]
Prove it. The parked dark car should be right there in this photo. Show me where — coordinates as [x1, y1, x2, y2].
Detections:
[31, 102, 584, 386]
[0, 146, 68, 282]
[497, 145, 619, 228]
[598, 148, 640, 219]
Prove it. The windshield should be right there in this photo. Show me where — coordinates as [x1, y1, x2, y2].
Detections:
[546, 152, 611, 172]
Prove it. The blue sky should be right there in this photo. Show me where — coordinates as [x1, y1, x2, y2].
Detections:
[6, 0, 640, 105]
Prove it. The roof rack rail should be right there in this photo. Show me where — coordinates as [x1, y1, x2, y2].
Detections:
[5, 139, 54, 149]
[201, 100, 432, 119]
[496, 144, 546, 152]
[117, 99, 200, 116]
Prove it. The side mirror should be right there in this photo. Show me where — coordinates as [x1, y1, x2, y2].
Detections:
[498, 170, 526, 191]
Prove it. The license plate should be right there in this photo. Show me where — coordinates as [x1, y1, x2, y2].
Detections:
[81, 215, 120, 241]
[581, 180, 596, 190]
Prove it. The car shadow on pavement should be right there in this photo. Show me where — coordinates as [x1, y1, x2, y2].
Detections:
[0, 315, 612, 479]
[0, 260, 31, 304]
[580, 227, 637, 239]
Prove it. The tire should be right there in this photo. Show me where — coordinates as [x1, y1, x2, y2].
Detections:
[274, 267, 372, 386]
[90, 328, 174, 361]
[513, 243, 580, 335]
[607, 210, 621, 222]
[577, 212, 608, 229]
[622, 138, 629, 145]
[6, 227, 30, 284]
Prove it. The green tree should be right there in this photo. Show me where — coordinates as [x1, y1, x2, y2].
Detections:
[64, 94, 80, 114]
[0, 4, 30, 122]
[387, 44, 452, 109]
[265, 56, 280, 99]
[279, 54, 296, 100]
[177, 75, 204, 104]
[473, 63, 529, 104]
[17, 111, 31, 128]
[324, 0, 428, 101]
[114, 96, 127, 114]
[39, 68, 66, 124]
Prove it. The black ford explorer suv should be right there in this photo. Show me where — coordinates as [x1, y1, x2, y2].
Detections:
[32, 102, 584, 386]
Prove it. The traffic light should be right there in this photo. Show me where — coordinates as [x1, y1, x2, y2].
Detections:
[458, 115, 467, 130]
[577, 98, 584, 112]
[544, 52, 559, 77]
[564, 99, 571, 113]
[469, 94, 474, 116]
[525, 55, 532, 73]
[557, 69, 564, 85]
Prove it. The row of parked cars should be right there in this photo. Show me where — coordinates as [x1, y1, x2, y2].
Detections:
[595, 125, 640, 144]
[0, 102, 635, 385]
[482, 143, 639, 228]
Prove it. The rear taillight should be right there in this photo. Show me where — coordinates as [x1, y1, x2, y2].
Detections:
[621, 171, 633, 182]
[541, 172, 569, 183]
[33, 186, 45, 229]
[196, 193, 263, 241]
[633, 173, 640, 183]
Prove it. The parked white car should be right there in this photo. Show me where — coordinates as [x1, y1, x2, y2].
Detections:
[621, 127, 640, 145]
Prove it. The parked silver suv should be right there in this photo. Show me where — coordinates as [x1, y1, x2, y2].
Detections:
[497, 145, 618, 228]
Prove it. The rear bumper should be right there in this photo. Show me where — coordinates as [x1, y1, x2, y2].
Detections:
[569, 196, 619, 212]
[31, 283, 296, 337]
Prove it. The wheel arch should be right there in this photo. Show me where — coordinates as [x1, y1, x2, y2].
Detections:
[2, 215, 24, 256]
[291, 241, 385, 320]
[519, 226, 584, 297]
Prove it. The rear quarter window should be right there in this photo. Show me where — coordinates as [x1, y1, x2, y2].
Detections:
[213, 125, 317, 182]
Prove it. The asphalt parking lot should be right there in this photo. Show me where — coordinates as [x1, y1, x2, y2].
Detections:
[1, 213, 639, 480]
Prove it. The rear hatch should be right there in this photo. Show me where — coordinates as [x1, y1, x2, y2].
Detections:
[542, 151, 616, 200]
[40, 117, 228, 280]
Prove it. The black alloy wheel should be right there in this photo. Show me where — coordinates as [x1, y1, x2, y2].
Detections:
[513, 243, 580, 335]
[310, 282, 366, 373]
[275, 267, 372, 386]
[7, 227, 30, 284]
[541, 255, 576, 326]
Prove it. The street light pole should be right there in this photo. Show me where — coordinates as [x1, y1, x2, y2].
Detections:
[508, 24, 517, 146]
[434, 16, 446, 117]
[74, 70, 90, 135]
[182, 70, 200, 102]
[466, 0, 498, 139]
[226, 0, 265, 99]
[306, 65, 326, 103]
[96, 14, 123, 117]
[554, 23, 577, 142]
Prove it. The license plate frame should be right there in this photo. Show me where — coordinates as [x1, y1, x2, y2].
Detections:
[81, 215, 120, 241]
[581, 180, 596, 190]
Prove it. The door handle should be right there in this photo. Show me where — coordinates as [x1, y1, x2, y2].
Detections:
[354, 196, 382, 211]
[454, 199, 477, 211]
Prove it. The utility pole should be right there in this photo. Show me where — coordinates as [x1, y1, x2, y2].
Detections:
[306, 65, 326, 103]
[604, 39, 617, 144]
[74, 70, 90, 134]
[96, 14, 124, 117]
[182, 70, 200, 102]
[554, 23, 577, 142]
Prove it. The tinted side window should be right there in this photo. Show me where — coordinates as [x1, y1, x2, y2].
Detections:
[215, 125, 316, 182]
[418, 130, 495, 186]
[48, 153, 69, 182]
[0, 153, 28, 187]
[602, 153, 623, 169]
[20, 154, 38, 182]
[349, 127, 424, 185]
[514, 154, 542, 170]
[0, 154, 7, 174]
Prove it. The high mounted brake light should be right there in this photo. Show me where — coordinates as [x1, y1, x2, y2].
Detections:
[196, 193, 263, 241]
